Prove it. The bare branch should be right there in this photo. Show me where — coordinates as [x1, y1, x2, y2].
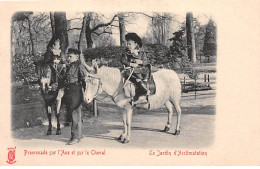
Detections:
[93, 30, 112, 36]
[67, 17, 82, 21]
[67, 27, 82, 31]
[111, 24, 119, 27]
[91, 14, 117, 32]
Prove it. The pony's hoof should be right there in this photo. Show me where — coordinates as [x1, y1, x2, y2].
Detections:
[117, 135, 123, 140]
[47, 130, 52, 135]
[122, 139, 129, 144]
[163, 126, 170, 132]
[56, 130, 61, 135]
[67, 138, 80, 145]
[173, 130, 180, 135]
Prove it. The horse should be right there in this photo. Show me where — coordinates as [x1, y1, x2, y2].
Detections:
[34, 61, 84, 144]
[34, 61, 62, 135]
[84, 61, 182, 143]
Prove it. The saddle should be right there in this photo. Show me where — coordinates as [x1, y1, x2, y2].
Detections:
[121, 64, 157, 99]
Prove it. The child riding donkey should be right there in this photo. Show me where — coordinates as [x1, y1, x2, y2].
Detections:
[121, 33, 150, 103]
[42, 36, 66, 115]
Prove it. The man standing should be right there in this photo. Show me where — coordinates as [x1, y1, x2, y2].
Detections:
[63, 48, 88, 145]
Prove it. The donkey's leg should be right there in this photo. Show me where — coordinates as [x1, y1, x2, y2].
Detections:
[171, 100, 181, 135]
[56, 89, 64, 114]
[53, 104, 61, 135]
[123, 108, 133, 144]
[46, 104, 52, 135]
[118, 109, 127, 141]
[163, 101, 173, 132]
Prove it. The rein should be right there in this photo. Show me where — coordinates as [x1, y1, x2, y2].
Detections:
[112, 68, 134, 99]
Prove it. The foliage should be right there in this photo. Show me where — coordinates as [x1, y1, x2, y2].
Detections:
[145, 12, 175, 46]
[12, 12, 52, 83]
[203, 18, 217, 57]
[168, 27, 192, 68]
[83, 44, 170, 68]
[11, 54, 39, 83]
[83, 46, 125, 67]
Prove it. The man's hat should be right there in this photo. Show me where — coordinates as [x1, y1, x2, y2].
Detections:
[125, 33, 142, 47]
[67, 48, 81, 55]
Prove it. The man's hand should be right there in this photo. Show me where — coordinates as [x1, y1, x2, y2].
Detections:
[54, 59, 60, 64]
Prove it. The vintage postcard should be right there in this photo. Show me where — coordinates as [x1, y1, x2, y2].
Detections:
[0, 0, 259, 166]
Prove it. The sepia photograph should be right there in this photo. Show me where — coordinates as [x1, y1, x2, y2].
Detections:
[11, 11, 216, 148]
[0, 0, 259, 166]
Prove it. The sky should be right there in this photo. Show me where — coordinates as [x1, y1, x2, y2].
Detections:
[67, 12, 211, 46]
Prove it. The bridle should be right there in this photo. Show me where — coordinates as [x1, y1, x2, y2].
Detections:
[86, 74, 103, 100]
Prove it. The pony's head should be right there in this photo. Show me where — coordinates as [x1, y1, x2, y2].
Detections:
[84, 60, 103, 103]
[34, 61, 52, 93]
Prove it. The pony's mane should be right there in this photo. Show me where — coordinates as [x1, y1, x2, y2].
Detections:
[98, 66, 121, 85]
[98, 66, 121, 79]
[36, 61, 51, 78]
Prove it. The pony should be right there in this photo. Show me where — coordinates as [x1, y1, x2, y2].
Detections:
[84, 61, 182, 143]
[34, 61, 62, 135]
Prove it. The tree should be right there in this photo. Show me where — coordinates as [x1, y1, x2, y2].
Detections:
[118, 13, 126, 46]
[168, 27, 191, 68]
[53, 12, 69, 62]
[203, 18, 217, 62]
[84, 13, 117, 48]
[50, 12, 55, 36]
[12, 12, 35, 56]
[193, 18, 206, 62]
[186, 12, 196, 63]
[146, 12, 175, 46]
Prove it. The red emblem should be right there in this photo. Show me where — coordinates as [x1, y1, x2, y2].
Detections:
[6, 147, 16, 164]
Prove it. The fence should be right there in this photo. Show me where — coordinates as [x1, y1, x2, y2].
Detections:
[180, 73, 216, 99]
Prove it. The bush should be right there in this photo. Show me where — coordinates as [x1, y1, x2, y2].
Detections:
[83, 44, 170, 68]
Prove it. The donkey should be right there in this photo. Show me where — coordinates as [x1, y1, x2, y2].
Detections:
[84, 61, 182, 143]
[34, 61, 63, 135]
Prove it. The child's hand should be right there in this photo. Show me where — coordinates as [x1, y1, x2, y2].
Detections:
[132, 49, 139, 56]
[135, 59, 143, 64]
[130, 63, 138, 67]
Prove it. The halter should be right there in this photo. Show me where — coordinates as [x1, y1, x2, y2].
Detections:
[86, 75, 103, 99]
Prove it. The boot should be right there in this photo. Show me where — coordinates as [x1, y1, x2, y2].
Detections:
[138, 81, 148, 95]
[133, 81, 148, 101]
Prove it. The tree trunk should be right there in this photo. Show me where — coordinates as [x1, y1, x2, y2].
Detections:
[118, 14, 126, 46]
[78, 13, 87, 51]
[186, 12, 196, 63]
[11, 22, 16, 57]
[85, 21, 93, 48]
[27, 15, 35, 56]
[50, 12, 55, 36]
[78, 12, 88, 65]
[54, 12, 69, 62]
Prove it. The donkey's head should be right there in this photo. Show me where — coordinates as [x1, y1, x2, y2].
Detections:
[84, 60, 103, 103]
[34, 61, 52, 93]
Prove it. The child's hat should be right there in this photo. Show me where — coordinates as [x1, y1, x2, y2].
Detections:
[125, 33, 142, 47]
